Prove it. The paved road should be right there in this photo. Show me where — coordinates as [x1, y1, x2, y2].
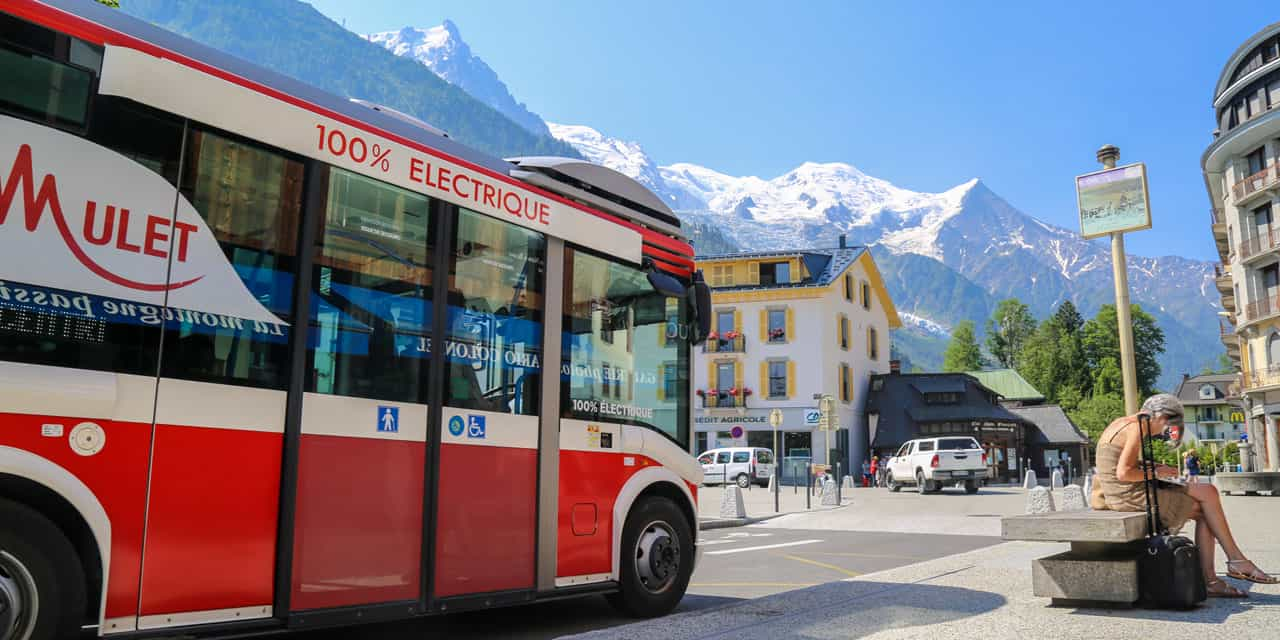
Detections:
[286, 527, 1000, 640]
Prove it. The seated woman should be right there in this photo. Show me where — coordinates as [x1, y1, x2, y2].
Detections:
[1092, 393, 1277, 598]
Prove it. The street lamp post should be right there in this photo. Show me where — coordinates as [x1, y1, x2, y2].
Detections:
[1097, 145, 1140, 415]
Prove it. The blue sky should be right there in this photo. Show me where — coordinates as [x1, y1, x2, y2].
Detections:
[307, 0, 1269, 262]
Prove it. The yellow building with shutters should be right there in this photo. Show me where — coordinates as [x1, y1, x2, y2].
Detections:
[692, 238, 902, 473]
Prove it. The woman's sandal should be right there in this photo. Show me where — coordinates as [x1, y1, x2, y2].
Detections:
[1206, 578, 1249, 598]
[1225, 559, 1280, 585]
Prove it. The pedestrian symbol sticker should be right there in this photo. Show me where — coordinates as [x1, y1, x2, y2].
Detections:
[378, 406, 399, 433]
[467, 415, 486, 439]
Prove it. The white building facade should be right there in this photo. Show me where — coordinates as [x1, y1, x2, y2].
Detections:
[691, 243, 901, 477]
[1203, 21, 1280, 471]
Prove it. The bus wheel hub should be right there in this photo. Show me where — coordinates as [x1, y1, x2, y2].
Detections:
[636, 522, 679, 593]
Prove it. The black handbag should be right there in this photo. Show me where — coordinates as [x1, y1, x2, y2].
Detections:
[1136, 414, 1207, 609]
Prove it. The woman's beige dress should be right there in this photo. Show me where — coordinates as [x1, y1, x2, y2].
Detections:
[1091, 427, 1196, 533]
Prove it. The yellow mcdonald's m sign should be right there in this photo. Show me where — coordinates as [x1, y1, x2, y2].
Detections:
[1229, 411, 1245, 424]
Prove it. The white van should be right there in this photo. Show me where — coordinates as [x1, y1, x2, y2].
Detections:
[697, 447, 776, 488]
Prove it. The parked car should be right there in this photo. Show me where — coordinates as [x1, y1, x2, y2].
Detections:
[697, 447, 776, 488]
[884, 437, 986, 494]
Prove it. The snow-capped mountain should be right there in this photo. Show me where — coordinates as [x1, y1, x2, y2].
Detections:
[362, 20, 1222, 389]
[364, 23, 549, 136]
[547, 123, 1220, 388]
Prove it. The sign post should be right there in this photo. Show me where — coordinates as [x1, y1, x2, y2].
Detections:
[817, 394, 836, 475]
[1076, 146, 1151, 415]
[769, 408, 783, 512]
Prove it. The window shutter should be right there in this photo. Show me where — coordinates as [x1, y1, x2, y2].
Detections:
[748, 261, 760, 285]
[734, 360, 744, 391]
[707, 360, 716, 390]
[657, 364, 666, 401]
[760, 361, 768, 397]
[786, 360, 796, 398]
[759, 309, 768, 341]
[734, 309, 742, 334]
[785, 307, 794, 342]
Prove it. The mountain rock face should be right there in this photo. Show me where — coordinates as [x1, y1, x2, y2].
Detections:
[364, 23, 550, 136]
[546, 125, 1222, 390]
[120, 0, 578, 159]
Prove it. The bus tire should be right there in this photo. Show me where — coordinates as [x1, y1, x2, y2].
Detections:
[0, 497, 87, 640]
[606, 496, 693, 618]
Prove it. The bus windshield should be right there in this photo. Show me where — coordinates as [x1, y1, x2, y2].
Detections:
[561, 248, 691, 447]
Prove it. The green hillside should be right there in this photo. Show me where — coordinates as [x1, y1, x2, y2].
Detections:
[120, 0, 580, 160]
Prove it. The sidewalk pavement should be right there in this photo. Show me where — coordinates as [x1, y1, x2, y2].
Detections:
[584, 493, 1280, 639]
[698, 482, 851, 529]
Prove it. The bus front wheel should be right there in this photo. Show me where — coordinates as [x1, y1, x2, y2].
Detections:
[0, 498, 86, 640]
[607, 496, 693, 618]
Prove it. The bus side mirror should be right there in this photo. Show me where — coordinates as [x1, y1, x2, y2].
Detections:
[687, 271, 711, 346]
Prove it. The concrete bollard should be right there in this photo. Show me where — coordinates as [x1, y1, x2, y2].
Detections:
[841, 475, 855, 490]
[1060, 484, 1087, 512]
[719, 484, 747, 519]
[1051, 469, 1064, 489]
[1025, 486, 1056, 514]
[820, 479, 839, 506]
[1023, 469, 1038, 490]
[767, 472, 777, 492]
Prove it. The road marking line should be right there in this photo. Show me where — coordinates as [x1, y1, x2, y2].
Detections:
[705, 539, 823, 555]
[690, 582, 818, 588]
[793, 551, 927, 561]
[698, 540, 737, 546]
[780, 554, 861, 578]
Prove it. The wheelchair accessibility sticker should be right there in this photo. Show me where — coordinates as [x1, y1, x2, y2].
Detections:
[467, 415, 486, 439]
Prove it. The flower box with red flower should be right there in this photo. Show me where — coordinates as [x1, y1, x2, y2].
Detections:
[729, 387, 739, 397]
[696, 389, 706, 397]
[707, 330, 719, 340]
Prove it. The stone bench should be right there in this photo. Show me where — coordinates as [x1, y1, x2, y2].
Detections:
[1213, 471, 1280, 496]
[1003, 510, 1148, 607]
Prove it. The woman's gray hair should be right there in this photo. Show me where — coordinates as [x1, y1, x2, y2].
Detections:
[1140, 393, 1183, 419]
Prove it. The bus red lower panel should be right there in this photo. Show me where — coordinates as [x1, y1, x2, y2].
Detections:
[556, 450, 629, 578]
[138, 425, 281, 615]
[0, 412, 151, 619]
[433, 443, 535, 597]
[291, 435, 425, 610]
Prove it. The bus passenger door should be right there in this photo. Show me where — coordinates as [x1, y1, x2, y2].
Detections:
[288, 167, 435, 611]
[431, 209, 545, 600]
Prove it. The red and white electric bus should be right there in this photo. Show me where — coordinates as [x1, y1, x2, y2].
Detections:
[0, 1, 712, 638]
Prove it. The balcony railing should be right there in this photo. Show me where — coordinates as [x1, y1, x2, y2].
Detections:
[1238, 226, 1280, 260]
[700, 391, 748, 409]
[1220, 318, 1236, 337]
[703, 334, 746, 354]
[1210, 207, 1226, 225]
[1246, 365, 1280, 390]
[1244, 293, 1280, 323]
[1231, 165, 1280, 203]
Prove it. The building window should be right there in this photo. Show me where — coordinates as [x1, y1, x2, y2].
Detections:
[768, 308, 787, 342]
[768, 360, 787, 398]
[868, 326, 879, 360]
[760, 261, 790, 286]
[1255, 203, 1273, 230]
[840, 363, 852, 403]
[1263, 264, 1280, 294]
[925, 392, 960, 404]
[1269, 333, 1280, 366]
[1199, 385, 1216, 400]
[860, 281, 871, 310]
[839, 314, 849, 350]
[710, 264, 734, 287]
[843, 274, 853, 301]
[1247, 146, 1266, 176]
[716, 309, 735, 336]
[716, 361, 736, 392]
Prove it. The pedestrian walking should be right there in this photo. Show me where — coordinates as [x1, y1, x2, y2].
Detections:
[869, 456, 879, 488]
[861, 458, 871, 487]
[1185, 449, 1201, 483]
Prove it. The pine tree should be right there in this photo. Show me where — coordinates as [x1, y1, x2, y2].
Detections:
[943, 321, 984, 372]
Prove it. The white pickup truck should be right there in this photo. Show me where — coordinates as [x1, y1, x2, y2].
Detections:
[885, 436, 987, 494]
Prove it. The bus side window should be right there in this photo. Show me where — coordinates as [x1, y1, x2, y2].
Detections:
[159, 128, 303, 389]
[306, 167, 433, 403]
[443, 208, 545, 416]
